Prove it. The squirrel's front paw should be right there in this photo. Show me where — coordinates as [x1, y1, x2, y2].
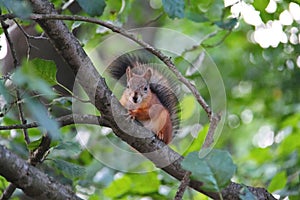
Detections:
[123, 111, 135, 121]
[157, 131, 164, 141]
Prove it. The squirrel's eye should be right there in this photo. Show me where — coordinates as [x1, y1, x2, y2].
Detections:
[126, 84, 129, 89]
[144, 86, 148, 91]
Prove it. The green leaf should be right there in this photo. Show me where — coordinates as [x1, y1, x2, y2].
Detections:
[12, 67, 56, 98]
[185, 10, 208, 23]
[103, 175, 132, 198]
[27, 137, 43, 151]
[23, 58, 58, 86]
[26, 98, 60, 140]
[129, 172, 160, 194]
[77, 0, 106, 17]
[0, 0, 32, 18]
[184, 0, 208, 23]
[253, 0, 268, 13]
[183, 124, 208, 156]
[204, 0, 224, 21]
[268, 171, 287, 192]
[181, 150, 236, 192]
[52, 159, 86, 179]
[54, 141, 81, 154]
[215, 18, 238, 30]
[162, 0, 185, 19]
[277, 133, 300, 156]
[180, 95, 196, 120]
[0, 176, 9, 190]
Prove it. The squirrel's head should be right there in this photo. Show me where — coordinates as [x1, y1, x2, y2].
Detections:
[125, 67, 152, 104]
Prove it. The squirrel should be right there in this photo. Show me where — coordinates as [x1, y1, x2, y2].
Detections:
[107, 50, 180, 144]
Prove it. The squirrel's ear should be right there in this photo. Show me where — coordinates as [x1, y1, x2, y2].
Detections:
[126, 67, 132, 79]
[144, 68, 152, 82]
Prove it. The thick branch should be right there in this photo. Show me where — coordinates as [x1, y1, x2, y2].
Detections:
[0, 135, 51, 200]
[0, 145, 82, 200]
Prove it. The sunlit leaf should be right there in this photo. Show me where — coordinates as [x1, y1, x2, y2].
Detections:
[277, 133, 300, 156]
[180, 95, 196, 120]
[129, 172, 160, 194]
[104, 175, 132, 198]
[268, 171, 287, 192]
[183, 124, 208, 156]
[27, 137, 43, 151]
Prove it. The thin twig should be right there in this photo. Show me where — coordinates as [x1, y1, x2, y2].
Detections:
[202, 113, 222, 149]
[0, 20, 30, 145]
[182, 29, 232, 57]
[13, 19, 48, 40]
[182, 30, 219, 56]
[0, 114, 110, 130]
[202, 30, 232, 48]
[174, 171, 192, 200]
[144, 12, 164, 26]
[13, 20, 50, 61]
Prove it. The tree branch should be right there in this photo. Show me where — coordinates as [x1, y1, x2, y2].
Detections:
[174, 171, 191, 200]
[0, 114, 110, 130]
[0, 145, 82, 200]
[0, 135, 52, 200]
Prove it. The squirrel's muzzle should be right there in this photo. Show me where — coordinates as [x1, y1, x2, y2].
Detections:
[132, 92, 139, 103]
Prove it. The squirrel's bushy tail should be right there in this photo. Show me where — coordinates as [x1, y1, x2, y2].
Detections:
[107, 49, 181, 135]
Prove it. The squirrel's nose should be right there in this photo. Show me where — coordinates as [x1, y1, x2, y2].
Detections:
[132, 96, 138, 103]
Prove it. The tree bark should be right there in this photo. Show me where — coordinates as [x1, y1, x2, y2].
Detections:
[0, 145, 82, 200]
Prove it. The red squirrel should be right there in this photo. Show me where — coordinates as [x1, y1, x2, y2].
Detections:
[107, 51, 180, 144]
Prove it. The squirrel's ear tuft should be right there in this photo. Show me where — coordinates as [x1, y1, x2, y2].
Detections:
[144, 68, 152, 82]
[126, 67, 132, 80]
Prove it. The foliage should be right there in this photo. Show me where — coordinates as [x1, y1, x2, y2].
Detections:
[182, 150, 236, 192]
[77, 0, 106, 17]
[0, 0, 299, 199]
